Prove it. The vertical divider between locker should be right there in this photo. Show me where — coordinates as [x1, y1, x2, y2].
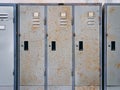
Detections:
[72, 5, 75, 90]
[14, 4, 17, 90]
[99, 3, 103, 90]
[17, 4, 20, 90]
[104, 4, 107, 90]
[44, 5, 48, 90]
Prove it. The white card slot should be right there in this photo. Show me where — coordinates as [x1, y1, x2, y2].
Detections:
[0, 25, 5, 30]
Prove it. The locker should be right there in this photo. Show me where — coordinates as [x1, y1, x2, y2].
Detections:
[47, 5, 72, 90]
[0, 4, 16, 90]
[74, 4, 102, 90]
[104, 4, 120, 90]
[18, 5, 45, 90]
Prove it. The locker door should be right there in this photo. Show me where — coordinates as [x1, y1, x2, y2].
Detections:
[47, 5, 72, 90]
[106, 5, 120, 90]
[0, 6, 14, 90]
[74, 5, 101, 90]
[19, 5, 45, 90]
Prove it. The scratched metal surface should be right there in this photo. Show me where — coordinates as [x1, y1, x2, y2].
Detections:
[75, 86, 99, 90]
[19, 5, 45, 87]
[47, 5, 72, 88]
[48, 86, 72, 90]
[20, 86, 44, 90]
[0, 6, 14, 88]
[0, 87, 13, 90]
[74, 5, 100, 89]
[107, 5, 120, 86]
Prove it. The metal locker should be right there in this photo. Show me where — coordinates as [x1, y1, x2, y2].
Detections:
[18, 5, 45, 90]
[47, 5, 72, 90]
[0, 4, 16, 90]
[104, 4, 120, 90]
[74, 4, 102, 90]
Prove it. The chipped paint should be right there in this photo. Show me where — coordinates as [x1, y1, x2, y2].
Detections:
[115, 64, 120, 69]
[109, 7, 116, 14]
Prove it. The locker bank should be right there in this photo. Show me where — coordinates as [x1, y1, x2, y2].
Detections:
[104, 3, 120, 90]
[0, 4, 16, 90]
[0, 3, 102, 90]
[17, 3, 102, 90]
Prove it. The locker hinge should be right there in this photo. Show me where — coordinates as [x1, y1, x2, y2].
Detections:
[44, 70, 46, 76]
[106, 33, 108, 37]
[99, 16, 101, 25]
[18, 33, 21, 37]
[72, 18, 74, 25]
[73, 33, 75, 37]
[13, 69, 15, 76]
[44, 17, 46, 25]
[13, 17, 15, 23]
[71, 71, 74, 76]
[46, 33, 48, 37]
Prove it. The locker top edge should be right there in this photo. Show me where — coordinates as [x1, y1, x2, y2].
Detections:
[0, 3, 16, 6]
[104, 3, 120, 6]
[17, 3, 102, 6]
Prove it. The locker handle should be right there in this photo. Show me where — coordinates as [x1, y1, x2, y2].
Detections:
[111, 41, 115, 51]
[24, 41, 29, 51]
[51, 41, 56, 51]
[79, 41, 83, 51]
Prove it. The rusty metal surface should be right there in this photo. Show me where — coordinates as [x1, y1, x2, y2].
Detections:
[47, 6, 72, 86]
[75, 86, 99, 90]
[74, 5, 100, 87]
[48, 86, 72, 90]
[20, 86, 44, 90]
[20, 5, 45, 86]
[107, 5, 120, 85]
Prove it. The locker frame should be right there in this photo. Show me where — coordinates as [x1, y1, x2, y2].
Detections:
[104, 3, 120, 90]
[0, 3, 17, 90]
[17, 3, 102, 90]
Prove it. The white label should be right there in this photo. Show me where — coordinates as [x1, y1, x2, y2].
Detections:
[60, 12, 67, 18]
[0, 25, 5, 30]
[88, 12, 94, 17]
[33, 12, 39, 18]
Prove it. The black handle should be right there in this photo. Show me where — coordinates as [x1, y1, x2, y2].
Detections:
[79, 41, 83, 51]
[24, 41, 28, 51]
[111, 41, 115, 51]
[51, 41, 56, 51]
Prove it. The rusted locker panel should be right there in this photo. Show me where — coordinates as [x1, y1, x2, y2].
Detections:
[0, 5, 15, 90]
[20, 86, 44, 90]
[104, 4, 120, 90]
[47, 5, 72, 90]
[74, 4, 101, 90]
[19, 5, 45, 90]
